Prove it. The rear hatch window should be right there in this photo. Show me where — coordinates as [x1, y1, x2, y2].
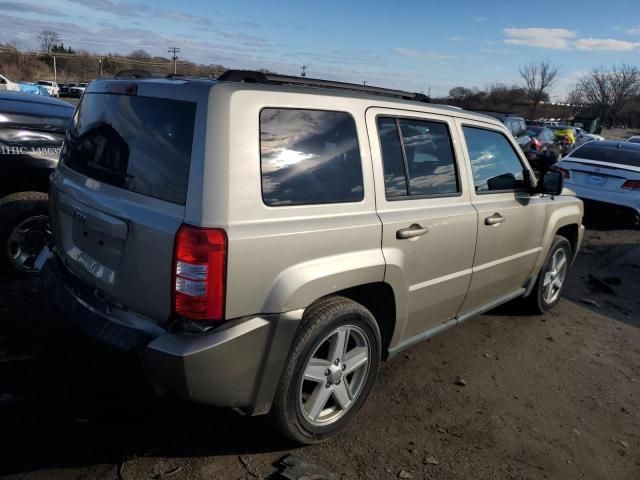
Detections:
[569, 143, 640, 168]
[60, 93, 196, 204]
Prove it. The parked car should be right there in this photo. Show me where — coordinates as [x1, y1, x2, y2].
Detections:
[37, 80, 60, 97]
[60, 83, 76, 97]
[14, 83, 49, 96]
[474, 111, 532, 153]
[555, 141, 640, 225]
[0, 91, 75, 276]
[40, 70, 583, 444]
[525, 126, 560, 161]
[573, 127, 604, 146]
[626, 135, 640, 144]
[68, 82, 88, 98]
[545, 121, 560, 127]
[0, 73, 20, 91]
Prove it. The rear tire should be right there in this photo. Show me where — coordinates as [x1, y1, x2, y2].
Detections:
[269, 296, 381, 444]
[0, 192, 50, 278]
[526, 235, 572, 314]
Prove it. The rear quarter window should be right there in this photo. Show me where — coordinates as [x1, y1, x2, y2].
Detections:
[260, 108, 364, 206]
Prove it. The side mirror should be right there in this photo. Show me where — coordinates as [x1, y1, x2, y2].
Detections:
[538, 170, 564, 196]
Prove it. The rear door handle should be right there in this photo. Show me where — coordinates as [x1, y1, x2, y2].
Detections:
[396, 224, 428, 239]
[485, 213, 505, 226]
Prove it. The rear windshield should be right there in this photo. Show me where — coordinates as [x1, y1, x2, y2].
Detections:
[61, 93, 196, 204]
[569, 143, 640, 168]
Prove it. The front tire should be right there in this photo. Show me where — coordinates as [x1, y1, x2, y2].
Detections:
[269, 296, 381, 444]
[527, 235, 572, 313]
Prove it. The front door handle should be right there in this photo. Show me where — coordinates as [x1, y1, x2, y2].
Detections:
[485, 213, 506, 226]
[396, 224, 428, 239]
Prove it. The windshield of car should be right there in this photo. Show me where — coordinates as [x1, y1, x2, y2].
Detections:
[628, 137, 640, 144]
[37, 81, 51, 86]
[569, 143, 640, 167]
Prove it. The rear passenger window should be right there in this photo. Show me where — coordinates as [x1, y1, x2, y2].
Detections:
[377, 117, 459, 198]
[260, 108, 363, 206]
[462, 126, 525, 193]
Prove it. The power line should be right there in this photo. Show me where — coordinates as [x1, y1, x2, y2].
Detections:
[0, 47, 189, 67]
[168, 46, 181, 74]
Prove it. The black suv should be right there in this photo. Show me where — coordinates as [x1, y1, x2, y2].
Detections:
[0, 90, 74, 276]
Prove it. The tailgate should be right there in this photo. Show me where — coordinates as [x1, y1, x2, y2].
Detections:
[50, 91, 198, 325]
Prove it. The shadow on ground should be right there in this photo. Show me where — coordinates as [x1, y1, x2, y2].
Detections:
[0, 279, 296, 477]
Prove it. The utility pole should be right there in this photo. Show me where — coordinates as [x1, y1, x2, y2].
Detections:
[301, 65, 307, 77]
[168, 46, 181, 74]
[53, 55, 57, 82]
[98, 57, 103, 77]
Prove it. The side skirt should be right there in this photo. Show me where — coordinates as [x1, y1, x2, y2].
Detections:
[387, 287, 526, 359]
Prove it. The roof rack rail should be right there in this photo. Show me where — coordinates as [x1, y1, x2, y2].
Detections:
[217, 70, 430, 103]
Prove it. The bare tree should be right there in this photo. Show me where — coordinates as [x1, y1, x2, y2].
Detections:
[565, 88, 583, 118]
[576, 64, 640, 127]
[128, 49, 152, 61]
[37, 30, 61, 53]
[519, 59, 559, 121]
[566, 88, 582, 106]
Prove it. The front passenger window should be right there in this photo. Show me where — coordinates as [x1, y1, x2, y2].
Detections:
[463, 126, 526, 193]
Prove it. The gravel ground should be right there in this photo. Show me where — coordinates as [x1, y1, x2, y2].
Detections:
[1, 227, 639, 480]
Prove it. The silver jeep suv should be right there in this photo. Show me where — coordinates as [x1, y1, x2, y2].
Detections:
[41, 70, 584, 444]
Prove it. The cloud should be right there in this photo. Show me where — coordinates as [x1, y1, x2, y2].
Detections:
[394, 48, 454, 60]
[160, 10, 211, 26]
[448, 36, 465, 42]
[66, 0, 150, 17]
[0, 1, 66, 16]
[504, 27, 576, 49]
[504, 27, 640, 51]
[626, 27, 640, 35]
[574, 38, 640, 51]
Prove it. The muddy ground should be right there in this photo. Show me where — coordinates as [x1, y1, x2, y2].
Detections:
[1, 225, 639, 480]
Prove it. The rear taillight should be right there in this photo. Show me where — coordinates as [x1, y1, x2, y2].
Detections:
[531, 138, 542, 150]
[173, 224, 227, 322]
[622, 180, 640, 190]
[552, 166, 571, 179]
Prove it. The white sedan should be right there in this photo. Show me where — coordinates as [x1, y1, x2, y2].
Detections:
[555, 141, 640, 225]
[574, 127, 605, 146]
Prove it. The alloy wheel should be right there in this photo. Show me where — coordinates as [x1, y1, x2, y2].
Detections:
[542, 247, 568, 304]
[299, 324, 371, 426]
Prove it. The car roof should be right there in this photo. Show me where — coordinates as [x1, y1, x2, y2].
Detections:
[573, 140, 640, 152]
[0, 90, 75, 111]
[87, 76, 504, 127]
[472, 110, 523, 122]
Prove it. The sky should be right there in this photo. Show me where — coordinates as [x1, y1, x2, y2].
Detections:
[1, 0, 639, 99]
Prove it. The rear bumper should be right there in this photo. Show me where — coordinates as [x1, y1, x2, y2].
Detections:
[41, 255, 301, 415]
[564, 182, 640, 215]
